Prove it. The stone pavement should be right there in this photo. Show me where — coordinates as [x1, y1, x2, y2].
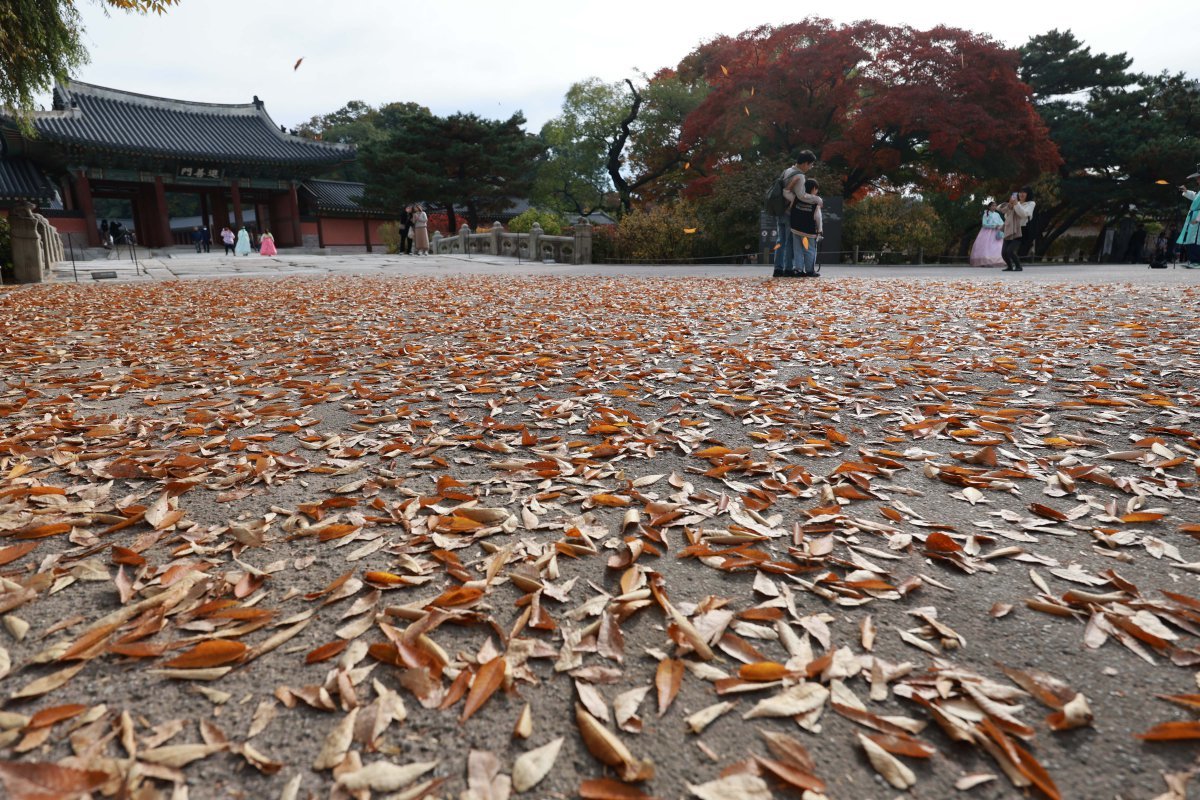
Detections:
[49, 247, 1200, 285]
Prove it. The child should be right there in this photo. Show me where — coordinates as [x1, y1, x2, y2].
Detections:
[789, 179, 823, 277]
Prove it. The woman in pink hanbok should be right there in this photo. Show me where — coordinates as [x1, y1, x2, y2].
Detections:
[259, 231, 277, 256]
[969, 201, 1005, 266]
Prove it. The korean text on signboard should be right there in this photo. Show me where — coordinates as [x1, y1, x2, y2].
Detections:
[177, 166, 222, 180]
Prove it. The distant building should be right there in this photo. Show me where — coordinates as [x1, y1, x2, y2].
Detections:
[0, 81, 391, 250]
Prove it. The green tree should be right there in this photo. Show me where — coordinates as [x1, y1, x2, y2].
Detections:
[532, 79, 622, 216]
[1019, 30, 1200, 257]
[535, 75, 704, 215]
[295, 100, 427, 183]
[0, 0, 179, 129]
[361, 107, 545, 232]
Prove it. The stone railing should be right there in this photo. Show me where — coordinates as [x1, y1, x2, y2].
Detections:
[8, 202, 65, 283]
[431, 220, 592, 264]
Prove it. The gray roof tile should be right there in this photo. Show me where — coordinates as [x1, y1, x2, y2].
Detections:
[32, 81, 351, 165]
[302, 179, 388, 216]
[0, 156, 57, 202]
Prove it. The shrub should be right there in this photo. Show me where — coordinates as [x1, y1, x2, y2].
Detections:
[844, 194, 951, 263]
[377, 221, 401, 254]
[603, 202, 702, 263]
[426, 212, 456, 236]
[507, 208, 568, 236]
[0, 217, 12, 284]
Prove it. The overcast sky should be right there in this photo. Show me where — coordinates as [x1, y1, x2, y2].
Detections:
[60, 0, 1197, 133]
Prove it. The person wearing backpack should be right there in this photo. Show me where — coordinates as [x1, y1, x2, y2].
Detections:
[767, 150, 817, 277]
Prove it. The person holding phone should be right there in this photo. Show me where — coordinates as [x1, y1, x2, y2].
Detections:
[996, 187, 1036, 272]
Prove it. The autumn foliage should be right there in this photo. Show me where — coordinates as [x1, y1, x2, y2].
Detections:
[664, 19, 1061, 198]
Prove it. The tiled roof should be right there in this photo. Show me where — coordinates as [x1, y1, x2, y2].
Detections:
[0, 156, 57, 202]
[302, 179, 388, 216]
[29, 81, 352, 165]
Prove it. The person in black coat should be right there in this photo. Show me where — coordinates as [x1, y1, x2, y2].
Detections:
[398, 206, 413, 255]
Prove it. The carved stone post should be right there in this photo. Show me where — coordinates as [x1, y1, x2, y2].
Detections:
[574, 218, 593, 264]
[491, 222, 503, 255]
[529, 223, 543, 263]
[458, 223, 471, 254]
[10, 203, 46, 283]
[431, 231, 443, 254]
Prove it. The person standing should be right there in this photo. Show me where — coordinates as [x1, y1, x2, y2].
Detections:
[412, 205, 430, 255]
[969, 201, 1005, 266]
[398, 205, 413, 255]
[100, 220, 112, 248]
[789, 179, 824, 277]
[997, 187, 1036, 272]
[1176, 171, 1200, 267]
[201, 226, 211, 253]
[221, 226, 235, 255]
[235, 226, 252, 256]
[771, 150, 816, 277]
[259, 231, 277, 256]
[190, 226, 204, 253]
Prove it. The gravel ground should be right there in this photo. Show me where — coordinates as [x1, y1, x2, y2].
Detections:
[0, 268, 1198, 800]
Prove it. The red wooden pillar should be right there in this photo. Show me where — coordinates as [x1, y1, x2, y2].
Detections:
[288, 182, 302, 247]
[213, 189, 229, 229]
[230, 180, 244, 228]
[75, 171, 99, 246]
[153, 176, 172, 247]
[60, 178, 75, 211]
[362, 215, 372, 253]
[199, 192, 210, 238]
[317, 215, 325, 249]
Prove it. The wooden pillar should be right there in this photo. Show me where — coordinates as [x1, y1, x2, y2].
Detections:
[288, 182, 302, 247]
[317, 215, 325, 249]
[230, 180, 244, 228]
[75, 171, 99, 247]
[199, 191, 210, 236]
[153, 176, 172, 247]
[213, 189, 229, 229]
[136, 184, 155, 245]
[60, 177, 75, 211]
[363, 215, 372, 253]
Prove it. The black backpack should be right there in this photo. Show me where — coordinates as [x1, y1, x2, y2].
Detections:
[764, 168, 796, 216]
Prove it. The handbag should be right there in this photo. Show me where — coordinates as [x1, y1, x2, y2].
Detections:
[994, 229, 1004, 241]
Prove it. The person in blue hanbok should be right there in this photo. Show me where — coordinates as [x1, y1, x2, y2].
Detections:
[1177, 171, 1200, 267]
[969, 201, 1005, 266]
[235, 226, 252, 256]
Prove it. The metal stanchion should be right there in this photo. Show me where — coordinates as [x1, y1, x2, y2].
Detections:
[67, 232, 78, 283]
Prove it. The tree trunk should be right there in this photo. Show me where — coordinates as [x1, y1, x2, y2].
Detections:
[445, 204, 458, 234]
[606, 79, 644, 214]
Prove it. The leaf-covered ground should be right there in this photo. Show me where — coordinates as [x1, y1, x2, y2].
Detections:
[1, 274, 1199, 800]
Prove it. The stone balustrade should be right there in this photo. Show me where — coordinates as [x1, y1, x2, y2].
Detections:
[432, 220, 592, 264]
[8, 202, 64, 283]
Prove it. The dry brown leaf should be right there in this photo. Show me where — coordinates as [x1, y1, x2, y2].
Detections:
[461, 656, 507, 722]
[336, 759, 439, 792]
[859, 732, 916, 789]
[512, 736, 563, 792]
[688, 773, 772, 799]
[163, 640, 247, 669]
[313, 708, 358, 770]
[655, 658, 684, 717]
[0, 761, 109, 800]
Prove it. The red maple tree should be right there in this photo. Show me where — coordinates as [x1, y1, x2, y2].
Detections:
[667, 18, 1061, 198]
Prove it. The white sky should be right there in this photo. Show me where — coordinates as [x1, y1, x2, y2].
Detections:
[59, 0, 1198, 133]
